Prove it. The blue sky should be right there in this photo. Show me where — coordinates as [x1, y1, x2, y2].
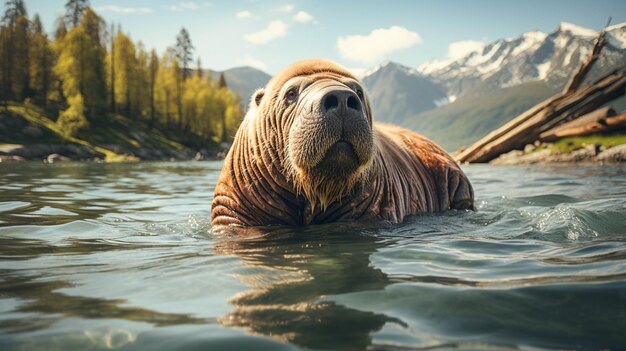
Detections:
[23, 0, 626, 74]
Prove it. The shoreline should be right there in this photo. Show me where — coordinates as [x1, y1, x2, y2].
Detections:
[490, 143, 626, 165]
[0, 143, 228, 163]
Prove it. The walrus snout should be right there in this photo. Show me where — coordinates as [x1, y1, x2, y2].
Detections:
[321, 89, 362, 114]
[289, 82, 372, 172]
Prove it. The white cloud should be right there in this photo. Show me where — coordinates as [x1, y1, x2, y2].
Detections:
[166, 2, 200, 12]
[244, 20, 288, 45]
[292, 11, 314, 24]
[96, 5, 153, 14]
[447, 40, 486, 59]
[337, 26, 422, 64]
[236, 10, 251, 19]
[278, 4, 294, 13]
[239, 56, 268, 71]
[347, 67, 366, 77]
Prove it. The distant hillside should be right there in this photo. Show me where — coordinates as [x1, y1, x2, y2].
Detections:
[209, 66, 271, 109]
[405, 82, 556, 150]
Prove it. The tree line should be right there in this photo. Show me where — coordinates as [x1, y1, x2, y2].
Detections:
[0, 0, 241, 142]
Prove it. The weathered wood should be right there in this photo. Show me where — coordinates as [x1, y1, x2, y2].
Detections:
[540, 112, 626, 141]
[539, 106, 615, 141]
[563, 20, 609, 94]
[455, 69, 626, 163]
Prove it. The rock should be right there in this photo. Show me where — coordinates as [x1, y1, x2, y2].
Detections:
[22, 125, 43, 138]
[0, 144, 24, 155]
[129, 131, 146, 143]
[494, 149, 553, 165]
[121, 154, 141, 162]
[194, 151, 204, 161]
[524, 144, 536, 153]
[546, 145, 596, 162]
[0, 155, 26, 162]
[46, 153, 71, 163]
[595, 144, 626, 162]
[216, 150, 228, 159]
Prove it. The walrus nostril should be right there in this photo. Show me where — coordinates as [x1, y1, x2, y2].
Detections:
[347, 95, 361, 111]
[323, 94, 339, 111]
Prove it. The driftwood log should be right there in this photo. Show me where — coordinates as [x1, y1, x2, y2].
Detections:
[454, 70, 626, 163]
[455, 20, 626, 164]
[540, 110, 626, 141]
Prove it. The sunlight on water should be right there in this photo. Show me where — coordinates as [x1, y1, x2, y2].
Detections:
[0, 161, 625, 350]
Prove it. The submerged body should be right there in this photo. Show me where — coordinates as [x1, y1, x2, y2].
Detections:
[212, 60, 473, 227]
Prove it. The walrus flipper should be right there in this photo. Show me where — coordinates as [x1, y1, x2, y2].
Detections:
[447, 166, 475, 211]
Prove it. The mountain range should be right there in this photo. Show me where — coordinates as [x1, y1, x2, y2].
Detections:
[214, 21, 626, 151]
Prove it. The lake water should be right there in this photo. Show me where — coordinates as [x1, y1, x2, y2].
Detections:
[0, 161, 625, 350]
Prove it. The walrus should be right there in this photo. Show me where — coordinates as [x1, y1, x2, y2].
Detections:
[211, 59, 473, 227]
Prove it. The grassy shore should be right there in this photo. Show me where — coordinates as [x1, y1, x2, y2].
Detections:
[548, 134, 626, 154]
[0, 102, 222, 162]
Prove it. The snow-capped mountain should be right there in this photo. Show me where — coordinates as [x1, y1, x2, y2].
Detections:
[417, 22, 626, 98]
[357, 22, 625, 150]
[360, 62, 448, 125]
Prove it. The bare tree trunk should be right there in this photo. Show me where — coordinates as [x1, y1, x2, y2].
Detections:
[540, 111, 626, 141]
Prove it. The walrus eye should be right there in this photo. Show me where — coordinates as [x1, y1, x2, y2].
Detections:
[356, 89, 364, 99]
[285, 88, 299, 104]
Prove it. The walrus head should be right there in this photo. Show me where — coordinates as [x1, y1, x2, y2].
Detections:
[245, 59, 375, 209]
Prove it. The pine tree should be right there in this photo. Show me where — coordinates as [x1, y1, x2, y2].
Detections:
[54, 16, 67, 40]
[154, 48, 178, 129]
[175, 27, 193, 80]
[78, 7, 106, 117]
[108, 22, 115, 112]
[2, 0, 29, 100]
[195, 57, 202, 79]
[65, 0, 88, 28]
[2, 0, 26, 24]
[148, 48, 158, 126]
[175, 28, 193, 131]
[218, 72, 227, 89]
[53, 6, 105, 134]
[136, 42, 149, 120]
[0, 25, 7, 105]
[112, 31, 136, 118]
[29, 14, 52, 106]
[217, 72, 229, 142]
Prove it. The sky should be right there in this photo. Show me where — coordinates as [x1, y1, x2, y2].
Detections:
[22, 0, 626, 75]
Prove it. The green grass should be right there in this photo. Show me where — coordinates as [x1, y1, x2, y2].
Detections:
[549, 134, 626, 153]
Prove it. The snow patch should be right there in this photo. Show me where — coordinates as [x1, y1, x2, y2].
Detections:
[467, 42, 503, 67]
[511, 31, 546, 56]
[558, 22, 597, 37]
[553, 34, 569, 50]
[417, 58, 453, 75]
[536, 60, 551, 80]
[475, 49, 508, 77]
[606, 22, 626, 49]
[433, 97, 450, 107]
[563, 47, 576, 66]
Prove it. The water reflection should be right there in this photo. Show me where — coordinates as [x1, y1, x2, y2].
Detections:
[0, 268, 207, 335]
[215, 224, 402, 350]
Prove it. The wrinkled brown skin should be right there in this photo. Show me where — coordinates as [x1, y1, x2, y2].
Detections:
[212, 59, 474, 228]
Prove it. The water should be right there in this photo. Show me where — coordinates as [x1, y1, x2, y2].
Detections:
[1, 161, 625, 350]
